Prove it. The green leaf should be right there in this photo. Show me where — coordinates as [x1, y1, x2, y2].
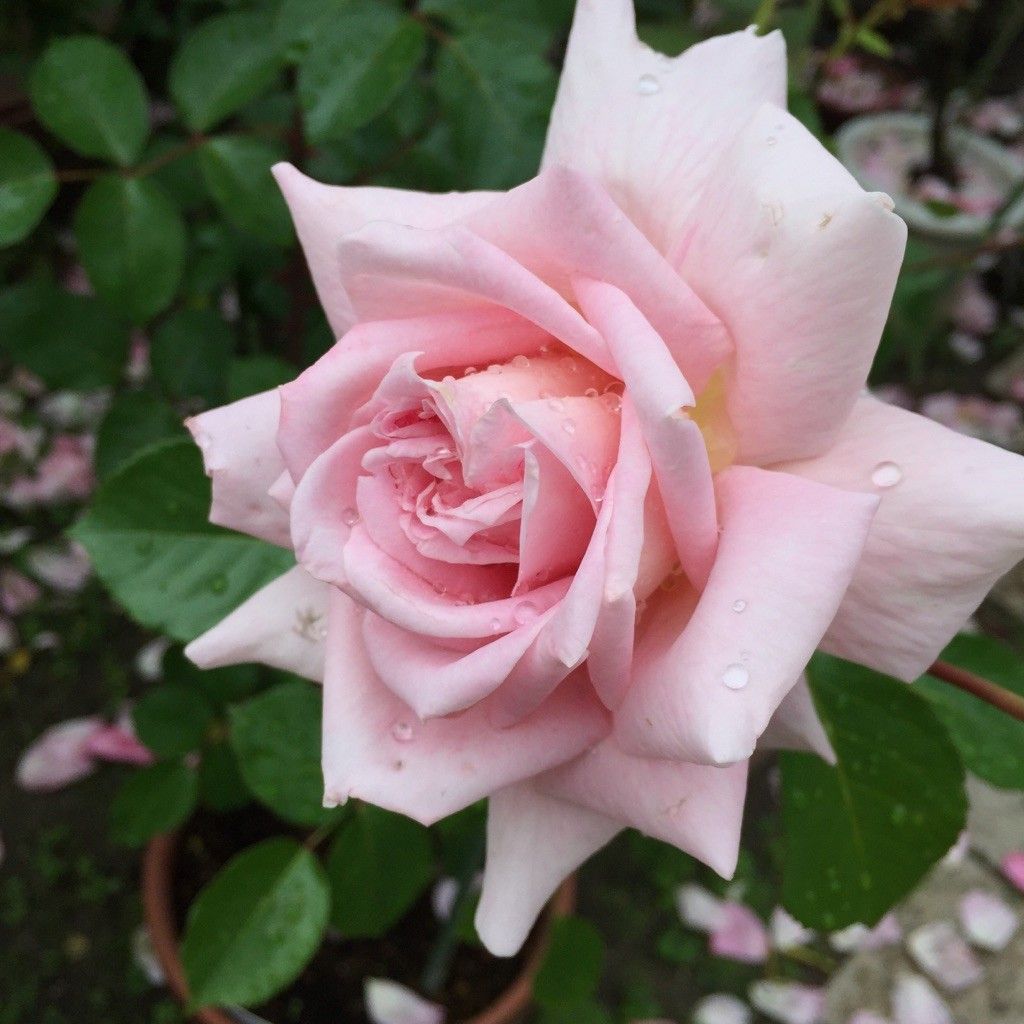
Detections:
[0, 281, 129, 389]
[151, 308, 233, 404]
[435, 22, 556, 189]
[29, 36, 149, 165]
[326, 804, 434, 937]
[70, 439, 294, 642]
[74, 175, 185, 323]
[181, 838, 330, 1009]
[133, 684, 215, 758]
[855, 25, 893, 58]
[538, 1005, 613, 1024]
[229, 681, 338, 826]
[781, 654, 967, 930]
[199, 741, 252, 812]
[110, 762, 197, 847]
[164, 646, 262, 707]
[422, 0, 573, 32]
[917, 634, 1024, 790]
[0, 129, 57, 246]
[198, 136, 293, 244]
[228, 354, 296, 402]
[169, 13, 285, 132]
[534, 916, 605, 1009]
[95, 390, 184, 482]
[298, 3, 427, 142]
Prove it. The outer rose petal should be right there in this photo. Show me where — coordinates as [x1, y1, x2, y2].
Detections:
[186, 390, 290, 547]
[779, 396, 1024, 680]
[272, 162, 495, 336]
[680, 104, 906, 465]
[321, 592, 610, 824]
[617, 466, 878, 765]
[758, 675, 835, 764]
[538, 739, 748, 877]
[543, 0, 786, 255]
[475, 784, 620, 957]
[186, 566, 329, 683]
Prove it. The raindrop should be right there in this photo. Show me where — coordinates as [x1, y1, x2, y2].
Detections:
[600, 392, 622, 414]
[584, 387, 599, 399]
[462, 366, 477, 376]
[636, 73, 661, 95]
[766, 135, 777, 146]
[562, 419, 576, 435]
[871, 461, 903, 488]
[341, 507, 360, 527]
[487, 364, 503, 374]
[722, 663, 749, 690]
[489, 617, 502, 633]
[732, 599, 747, 613]
[391, 721, 414, 743]
[891, 803, 908, 825]
[514, 601, 539, 625]
[432, 580, 448, 596]
[547, 396, 565, 412]
[511, 354, 530, 369]
[432, 446, 453, 459]
[209, 574, 228, 594]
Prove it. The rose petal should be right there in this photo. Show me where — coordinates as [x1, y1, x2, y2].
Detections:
[1001, 850, 1024, 891]
[617, 466, 877, 765]
[364, 978, 446, 1024]
[780, 396, 1024, 680]
[677, 883, 726, 932]
[544, 0, 785, 256]
[474, 783, 619, 957]
[758, 676, 836, 764]
[273, 161, 494, 337]
[709, 903, 770, 964]
[15, 717, 103, 791]
[748, 981, 826, 1024]
[680, 105, 906, 465]
[958, 889, 1019, 952]
[186, 566, 330, 682]
[891, 973, 952, 1024]
[905, 921, 982, 993]
[321, 592, 610, 824]
[693, 994, 753, 1024]
[187, 390, 290, 547]
[770, 907, 816, 951]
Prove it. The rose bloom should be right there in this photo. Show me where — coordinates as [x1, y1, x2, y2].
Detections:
[185, 0, 1024, 955]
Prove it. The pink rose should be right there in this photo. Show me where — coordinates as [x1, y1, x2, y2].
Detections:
[185, 0, 1024, 957]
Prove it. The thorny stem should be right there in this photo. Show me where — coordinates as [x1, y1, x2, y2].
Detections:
[929, 660, 1024, 724]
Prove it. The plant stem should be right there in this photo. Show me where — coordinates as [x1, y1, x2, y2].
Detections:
[929, 660, 1024, 723]
[420, 828, 487, 996]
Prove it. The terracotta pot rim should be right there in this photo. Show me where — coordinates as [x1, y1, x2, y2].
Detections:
[142, 829, 575, 1024]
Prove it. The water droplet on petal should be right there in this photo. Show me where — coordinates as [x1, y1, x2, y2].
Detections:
[487, 364, 503, 374]
[722, 663, 749, 690]
[432, 580, 447, 596]
[513, 600, 539, 625]
[547, 396, 565, 412]
[732, 599, 747, 613]
[341, 507, 360, 527]
[871, 461, 903, 488]
[600, 392, 622, 414]
[562, 419, 576, 435]
[636, 73, 661, 95]
[511, 354, 530, 369]
[209, 574, 227, 594]
[584, 387, 599, 399]
[462, 366, 477, 376]
[432, 446, 453, 459]
[489, 617, 502, 633]
[391, 721, 414, 742]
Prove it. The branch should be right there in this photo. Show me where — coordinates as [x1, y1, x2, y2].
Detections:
[929, 660, 1024, 723]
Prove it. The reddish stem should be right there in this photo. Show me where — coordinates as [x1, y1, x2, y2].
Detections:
[929, 660, 1024, 723]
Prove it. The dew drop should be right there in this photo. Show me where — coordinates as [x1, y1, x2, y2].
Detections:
[391, 720, 414, 743]
[511, 354, 530, 369]
[891, 803, 908, 825]
[513, 600, 539, 625]
[584, 387, 599, 399]
[562, 419, 576, 435]
[766, 135, 777, 146]
[209, 574, 228, 595]
[489, 617, 502, 633]
[432, 580, 448, 596]
[871, 461, 903, 488]
[487, 364, 503, 374]
[636, 73, 661, 95]
[462, 366, 477, 376]
[432, 446, 453, 459]
[722, 663, 750, 690]
[341, 507, 360, 527]
[732, 599, 747, 613]
[600, 392, 623, 414]
[547, 396, 565, 412]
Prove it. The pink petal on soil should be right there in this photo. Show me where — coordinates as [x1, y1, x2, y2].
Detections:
[958, 889, 1019, 951]
[364, 979, 446, 1024]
